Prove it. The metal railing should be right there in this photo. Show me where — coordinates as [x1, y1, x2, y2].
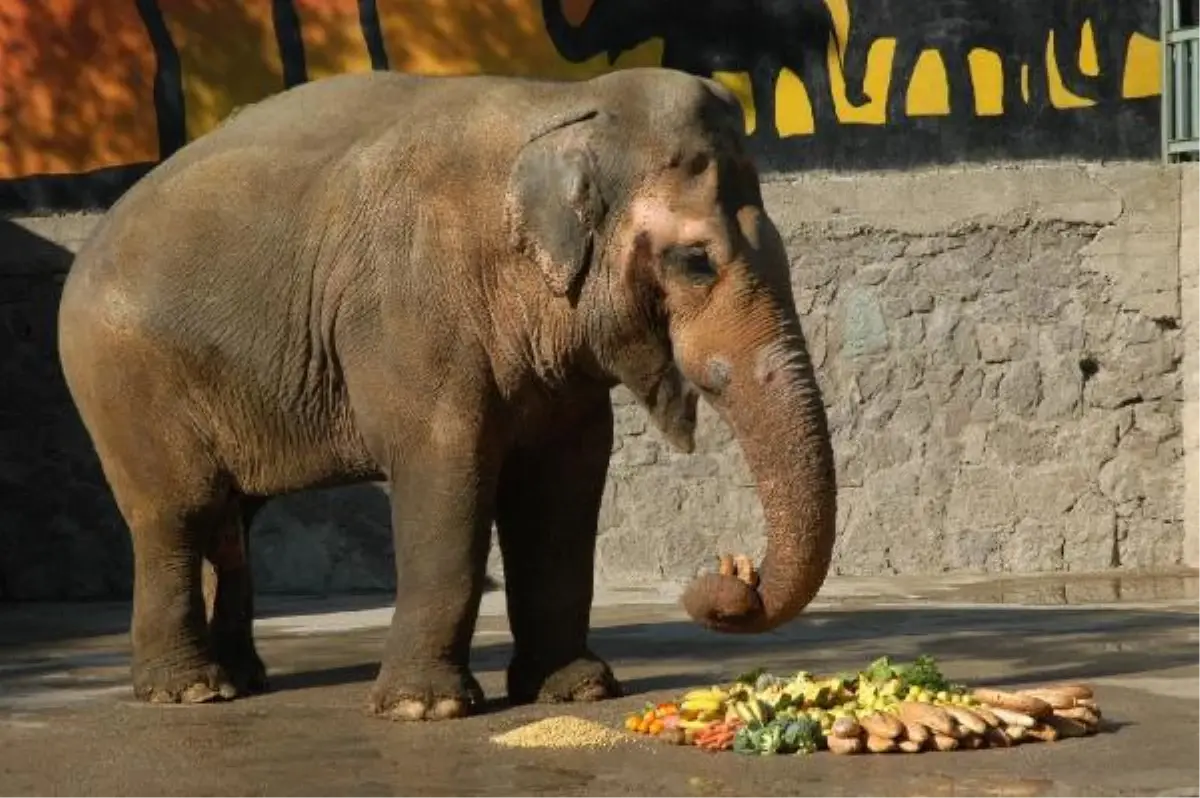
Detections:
[1163, 0, 1199, 161]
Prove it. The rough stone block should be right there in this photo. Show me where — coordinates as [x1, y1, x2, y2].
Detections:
[1, 164, 1190, 598]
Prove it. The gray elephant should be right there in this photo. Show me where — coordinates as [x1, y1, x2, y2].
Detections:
[57, 68, 837, 721]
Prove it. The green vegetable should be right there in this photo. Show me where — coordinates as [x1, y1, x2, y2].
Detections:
[735, 667, 767, 686]
[895, 654, 957, 694]
[859, 654, 960, 694]
[781, 717, 822, 755]
[861, 656, 898, 684]
[733, 716, 822, 756]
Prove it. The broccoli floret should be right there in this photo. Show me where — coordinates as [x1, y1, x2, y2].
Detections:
[896, 654, 958, 693]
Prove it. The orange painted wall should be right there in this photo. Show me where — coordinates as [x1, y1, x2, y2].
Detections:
[0, 0, 1166, 191]
[0, 1, 160, 179]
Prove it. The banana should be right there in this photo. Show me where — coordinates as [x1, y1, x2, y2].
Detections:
[678, 719, 714, 731]
[682, 688, 728, 703]
[733, 701, 758, 725]
[681, 697, 724, 713]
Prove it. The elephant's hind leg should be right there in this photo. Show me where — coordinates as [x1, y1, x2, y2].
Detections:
[202, 497, 269, 695]
[495, 400, 620, 705]
[106, 449, 240, 704]
[65, 338, 244, 703]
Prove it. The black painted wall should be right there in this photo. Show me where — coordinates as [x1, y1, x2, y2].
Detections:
[0, 0, 1172, 215]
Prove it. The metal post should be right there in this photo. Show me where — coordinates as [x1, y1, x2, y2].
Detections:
[1163, 0, 1172, 163]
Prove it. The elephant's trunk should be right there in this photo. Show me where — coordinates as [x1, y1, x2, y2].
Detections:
[679, 309, 837, 634]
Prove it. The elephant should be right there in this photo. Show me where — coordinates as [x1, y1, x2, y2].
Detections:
[542, 0, 842, 137]
[839, 0, 1105, 121]
[57, 67, 837, 721]
[1051, 0, 1161, 105]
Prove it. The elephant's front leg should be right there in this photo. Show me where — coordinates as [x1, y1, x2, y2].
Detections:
[367, 444, 496, 721]
[496, 400, 621, 705]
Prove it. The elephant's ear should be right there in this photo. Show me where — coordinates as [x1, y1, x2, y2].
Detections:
[505, 112, 605, 300]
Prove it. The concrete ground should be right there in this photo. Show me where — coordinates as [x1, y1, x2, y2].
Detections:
[1, 570, 1197, 797]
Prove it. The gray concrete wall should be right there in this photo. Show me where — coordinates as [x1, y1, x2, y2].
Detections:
[1, 162, 1195, 599]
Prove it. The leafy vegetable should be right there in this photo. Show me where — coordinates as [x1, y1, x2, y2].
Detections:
[861, 656, 898, 684]
[781, 717, 822, 755]
[895, 655, 955, 693]
[733, 716, 822, 756]
[858, 654, 958, 693]
[735, 667, 767, 686]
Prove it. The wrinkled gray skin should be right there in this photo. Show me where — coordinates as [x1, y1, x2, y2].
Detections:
[57, 68, 837, 721]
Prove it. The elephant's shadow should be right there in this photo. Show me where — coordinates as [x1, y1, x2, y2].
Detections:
[265, 603, 1195, 718]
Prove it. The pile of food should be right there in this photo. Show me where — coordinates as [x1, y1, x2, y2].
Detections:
[622, 656, 1102, 756]
[492, 716, 633, 750]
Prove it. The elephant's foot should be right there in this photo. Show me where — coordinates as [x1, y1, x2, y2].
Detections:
[366, 663, 484, 721]
[213, 639, 269, 696]
[508, 653, 622, 705]
[133, 659, 240, 704]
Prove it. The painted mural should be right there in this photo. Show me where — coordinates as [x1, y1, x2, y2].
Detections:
[0, 0, 1167, 213]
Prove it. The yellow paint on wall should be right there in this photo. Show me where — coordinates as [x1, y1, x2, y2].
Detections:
[1048, 30, 1096, 108]
[830, 38, 893, 125]
[906, 50, 950, 116]
[1123, 33, 1162, 98]
[774, 68, 814, 136]
[1079, 21, 1100, 76]
[1022, 64, 1030, 103]
[159, 1, 285, 142]
[967, 48, 1004, 116]
[712, 71, 758, 135]
[825, 0, 895, 124]
[825, 0, 851, 53]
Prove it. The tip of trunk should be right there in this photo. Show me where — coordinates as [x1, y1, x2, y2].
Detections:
[680, 556, 830, 634]
[681, 573, 770, 634]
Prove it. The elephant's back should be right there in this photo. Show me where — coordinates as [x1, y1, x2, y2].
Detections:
[60, 71, 583, 331]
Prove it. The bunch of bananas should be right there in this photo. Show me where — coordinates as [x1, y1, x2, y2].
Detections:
[677, 686, 731, 730]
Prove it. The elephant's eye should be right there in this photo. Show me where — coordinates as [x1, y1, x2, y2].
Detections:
[666, 246, 717, 286]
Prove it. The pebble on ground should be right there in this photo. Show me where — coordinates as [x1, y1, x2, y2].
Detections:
[489, 716, 633, 750]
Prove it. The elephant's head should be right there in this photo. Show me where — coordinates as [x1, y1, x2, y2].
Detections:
[541, 0, 666, 65]
[504, 68, 836, 634]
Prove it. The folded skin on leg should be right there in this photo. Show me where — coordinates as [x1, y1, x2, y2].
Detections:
[129, 501, 241, 704]
[495, 398, 621, 705]
[367, 435, 497, 721]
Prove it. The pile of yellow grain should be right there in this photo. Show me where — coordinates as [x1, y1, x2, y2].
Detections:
[490, 716, 632, 750]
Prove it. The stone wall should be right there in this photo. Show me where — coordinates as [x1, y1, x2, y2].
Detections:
[1, 162, 1194, 599]
[597, 164, 1193, 587]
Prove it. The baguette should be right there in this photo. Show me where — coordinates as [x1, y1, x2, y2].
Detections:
[973, 688, 1053, 718]
[896, 702, 959, 737]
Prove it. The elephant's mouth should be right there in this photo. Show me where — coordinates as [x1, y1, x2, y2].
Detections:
[639, 363, 699, 454]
